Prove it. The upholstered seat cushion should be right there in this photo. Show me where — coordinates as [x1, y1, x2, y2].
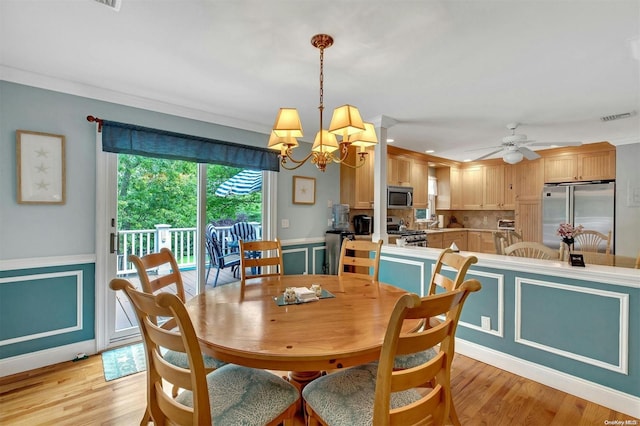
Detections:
[393, 347, 437, 370]
[302, 363, 422, 426]
[176, 364, 299, 425]
[162, 348, 227, 370]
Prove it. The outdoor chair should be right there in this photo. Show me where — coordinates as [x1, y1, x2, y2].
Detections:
[205, 223, 240, 287]
[229, 222, 257, 246]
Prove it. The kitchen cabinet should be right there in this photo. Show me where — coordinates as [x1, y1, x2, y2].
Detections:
[544, 150, 615, 183]
[443, 231, 467, 251]
[514, 159, 543, 201]
[411, 158, 429, 209]
[467, 231, 496, 254]
[461, 166, 483, 209]
[515, 199, 542, 243]
[340, 146, 375, 209]
[435, 166, 461, 210]
[387, 155, 412, 186]
[427, 232, 444, 249]
[503, 164, 516, 209]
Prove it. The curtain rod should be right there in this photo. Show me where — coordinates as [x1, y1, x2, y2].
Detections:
[86, 115, 104, 132]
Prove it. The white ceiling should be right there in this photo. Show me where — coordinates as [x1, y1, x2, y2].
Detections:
[2, 0, 639, 162]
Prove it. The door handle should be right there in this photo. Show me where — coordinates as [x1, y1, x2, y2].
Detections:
[109, 232, 120, 255]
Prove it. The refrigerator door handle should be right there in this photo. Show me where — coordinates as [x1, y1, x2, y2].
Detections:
[567, 186, 573, 225]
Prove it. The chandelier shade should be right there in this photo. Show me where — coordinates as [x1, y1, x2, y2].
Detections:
[267, 34, 377, 172]
[272, 108, 304, 138]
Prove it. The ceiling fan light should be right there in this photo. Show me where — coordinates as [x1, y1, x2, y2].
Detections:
[503, 150, 524, 164]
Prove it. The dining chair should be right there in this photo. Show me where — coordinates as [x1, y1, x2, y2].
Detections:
[493, 231, 506, 255]
[504, 241, 560, 260]
[505, 229, 523, 246]
[239, 238, 284, 288]
[337, 239, 383, 281]
[109, 278, 299, 426]
[574, 229, 612, 254]
[302, 279, 482, 426]
[205, 223, 240, 287]
[128, 248, 226, 399]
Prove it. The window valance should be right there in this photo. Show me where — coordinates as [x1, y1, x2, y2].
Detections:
[100, 119, 279, 171]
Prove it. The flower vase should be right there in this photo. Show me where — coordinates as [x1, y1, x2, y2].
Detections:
[563, 238, 574, 263]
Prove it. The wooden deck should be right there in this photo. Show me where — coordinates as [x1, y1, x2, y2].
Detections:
[115, 267, 239, 330]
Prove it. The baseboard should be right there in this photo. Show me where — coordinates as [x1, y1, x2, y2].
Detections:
[456, 339, 640, 419]
[0, 340, 96, 378]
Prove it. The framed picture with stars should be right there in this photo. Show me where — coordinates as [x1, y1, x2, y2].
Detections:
[16, 130, 66, 204]
[292, 175, 315, 205]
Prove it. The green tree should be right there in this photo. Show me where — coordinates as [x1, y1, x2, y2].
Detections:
[117, 154, 261, 231]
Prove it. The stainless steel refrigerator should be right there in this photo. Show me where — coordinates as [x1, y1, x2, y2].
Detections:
[542, 182, 615, 252]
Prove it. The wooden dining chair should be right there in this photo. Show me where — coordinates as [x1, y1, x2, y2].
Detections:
[574, 229, 612, 254]
[493, 231, 506, 255]
[428, 248, 479, 296]
[128, 248, 226, 400]
[205, 223, 240, 287]
[109, 278, 299, 426]
[337, 239, 383, 281]
[239, 238, 284, 288]
[504, 241, 560, 260]
[302, 279, 482, 426]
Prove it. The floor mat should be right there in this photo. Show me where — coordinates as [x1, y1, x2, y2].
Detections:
[101, 343, 146, 381]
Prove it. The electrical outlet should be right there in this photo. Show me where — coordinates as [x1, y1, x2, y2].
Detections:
[481, 316, 491, 330]
[327, 200, 333, 208]
[281, 219, 289, 228]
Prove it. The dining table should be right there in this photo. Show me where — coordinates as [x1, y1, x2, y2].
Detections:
[185, 274, 420, 393]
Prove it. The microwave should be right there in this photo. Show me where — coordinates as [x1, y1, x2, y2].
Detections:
[387, 186, 413, 209]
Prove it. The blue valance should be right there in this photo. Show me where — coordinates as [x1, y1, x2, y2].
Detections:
[101, 120, 279, 171]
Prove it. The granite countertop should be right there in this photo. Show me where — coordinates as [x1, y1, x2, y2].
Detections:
[424, 228, 499, 233]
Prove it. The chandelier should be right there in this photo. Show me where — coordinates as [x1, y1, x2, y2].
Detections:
[267, 34, 378, 172]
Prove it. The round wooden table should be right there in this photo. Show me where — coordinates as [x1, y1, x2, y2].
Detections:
[185, 274, 418, 391]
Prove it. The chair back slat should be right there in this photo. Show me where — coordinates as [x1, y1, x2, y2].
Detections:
[428, 248, 478, 294]
[129, 248, 186, 302]
[504, 241, 560, 260]
[338, 239, 383, 281]
[240, 239, 284, 288]
[574, 229, 612, 254]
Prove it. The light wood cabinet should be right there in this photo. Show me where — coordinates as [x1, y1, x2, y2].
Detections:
[387, 155, 412, 186]
[461, 166, 483, 209]
[544, 149, 615, 183]
[435, 166, 462, 210]
[482, 164, 505, 210]
[427, 232, 444, 249]
[515, 199, 542, 243]
[515, 159, 544, 201]
[443, 231, 467, 251]
[340, 147, 374, 209]
[467, 231, 497, 254]
[411, 158, 429, 209]
[503, 164, 516, 209]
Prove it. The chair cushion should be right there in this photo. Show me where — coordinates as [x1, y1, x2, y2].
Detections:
[176, 364, 299, 425]
[393, 347, 438, 370]
[162, 348, 227, 370]
[302, 363, 421, 426]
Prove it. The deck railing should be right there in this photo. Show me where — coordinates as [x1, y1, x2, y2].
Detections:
[117, 223, 261, 275]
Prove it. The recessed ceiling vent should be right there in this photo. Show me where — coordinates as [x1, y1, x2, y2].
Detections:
[600, 111, 635, 122]
[93, 0, 121, 11]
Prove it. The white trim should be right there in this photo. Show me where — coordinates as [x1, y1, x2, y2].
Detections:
[458, 269, 505, 338]
[280, 236, 326, 246]
[0, 271, 83, 346]
[283, 248, 309, 275]
[380, 255, 425, 295]
[455, 339, 640, 419]
[312, 246, 326, 274]
[0, 340, 96, 378]
[0, 254, 95, 271]
[514, 277, 629, 374]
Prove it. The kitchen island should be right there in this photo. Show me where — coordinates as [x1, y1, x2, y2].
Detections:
[377, 244, 640, 418]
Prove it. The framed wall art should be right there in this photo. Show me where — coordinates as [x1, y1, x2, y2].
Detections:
[17, 130, 66, 204]
[292, 175, 316, 205]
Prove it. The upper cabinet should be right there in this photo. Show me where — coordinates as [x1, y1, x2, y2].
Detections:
[340, 147, 375, 209]
[411, 158, 429, 209]
[435, 166, 461, 210]
[543, 145, 615, 183]
[387, 154, 412, 186]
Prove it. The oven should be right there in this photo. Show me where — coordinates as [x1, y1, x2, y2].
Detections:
[388, 230, 428, 247]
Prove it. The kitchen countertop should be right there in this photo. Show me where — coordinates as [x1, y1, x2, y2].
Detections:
[424, 228, 499, 233]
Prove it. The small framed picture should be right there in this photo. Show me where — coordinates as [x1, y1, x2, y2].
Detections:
[16, 130, 66, 204]
[569, 253, 585, 267]
[292, 176, 316, 205]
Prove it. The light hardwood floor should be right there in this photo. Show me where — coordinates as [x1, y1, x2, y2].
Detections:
[1, 352, 636, 425]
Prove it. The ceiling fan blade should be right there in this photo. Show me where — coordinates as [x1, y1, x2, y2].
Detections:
[465, 144, 502, 152]
[526, 141, 582, 147]
[519, 146, 541, 160]
[473, 149, 503, 161]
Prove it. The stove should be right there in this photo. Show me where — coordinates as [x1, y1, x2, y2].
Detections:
[388, 229, 428, 246]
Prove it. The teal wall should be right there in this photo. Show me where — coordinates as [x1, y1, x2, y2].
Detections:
[379, 251, 639, 398]
[0, 262, 95, 359]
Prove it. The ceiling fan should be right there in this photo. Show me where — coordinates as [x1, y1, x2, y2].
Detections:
[472, 123, 582, 164]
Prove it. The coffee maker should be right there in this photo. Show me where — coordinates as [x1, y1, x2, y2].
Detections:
[353, 214, 372, 235]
